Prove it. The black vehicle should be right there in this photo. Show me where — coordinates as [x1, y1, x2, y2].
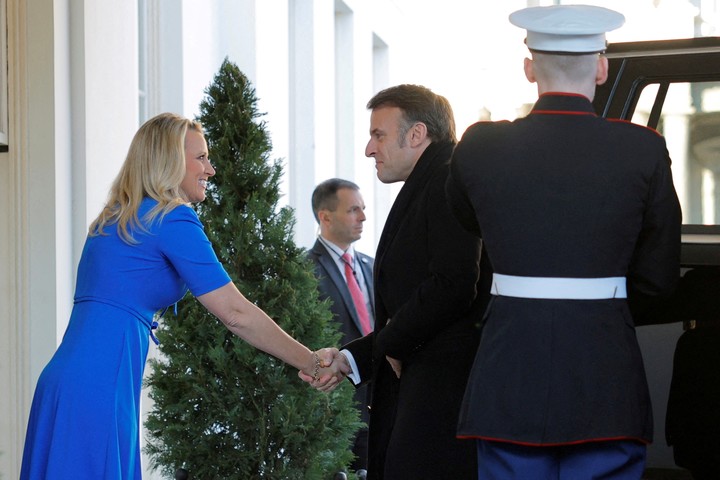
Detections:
[594, 37, 720, 479]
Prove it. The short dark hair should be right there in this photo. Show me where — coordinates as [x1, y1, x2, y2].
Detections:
[367, 84, 456, 143]
[311, 178, 360, 222]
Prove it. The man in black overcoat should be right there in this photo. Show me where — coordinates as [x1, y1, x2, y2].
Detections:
[307, 178, 374, 473]
[337, 84, 492, 480]
[445, 5, 681, 480]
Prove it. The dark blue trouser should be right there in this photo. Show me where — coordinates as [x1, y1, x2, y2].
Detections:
[477, 439, 646, 480]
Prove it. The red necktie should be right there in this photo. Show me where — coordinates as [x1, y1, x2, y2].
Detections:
[342, 253, 372, 335]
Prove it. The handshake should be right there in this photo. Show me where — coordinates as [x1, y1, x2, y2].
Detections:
[298, 348, 353, 392]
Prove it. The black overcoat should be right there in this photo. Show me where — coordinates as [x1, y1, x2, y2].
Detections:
[343, 141, 492, 480]
[447, 93, 681, 446]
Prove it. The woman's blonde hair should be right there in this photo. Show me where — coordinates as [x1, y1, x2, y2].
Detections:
[89, 112, 204, 243]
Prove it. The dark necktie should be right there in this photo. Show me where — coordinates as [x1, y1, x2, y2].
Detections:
[342, 253, 372, 335]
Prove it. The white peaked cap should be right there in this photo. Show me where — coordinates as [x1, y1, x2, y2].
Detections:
[509, 4, 625, 54]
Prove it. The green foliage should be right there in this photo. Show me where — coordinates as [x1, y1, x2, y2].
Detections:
[144, 59, 361, 479]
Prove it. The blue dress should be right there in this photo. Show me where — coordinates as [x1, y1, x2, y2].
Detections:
[20, 198, 231, 479]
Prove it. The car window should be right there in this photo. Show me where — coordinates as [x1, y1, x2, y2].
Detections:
[631, 81, 720, 225]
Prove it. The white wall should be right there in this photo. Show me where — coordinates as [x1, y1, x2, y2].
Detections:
[0, 1, 29, 474]
[165, 0, 400, 255]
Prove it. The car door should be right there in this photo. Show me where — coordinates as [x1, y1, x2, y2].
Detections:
[593, 37, 720, 475]
[595, 37, 720, 253]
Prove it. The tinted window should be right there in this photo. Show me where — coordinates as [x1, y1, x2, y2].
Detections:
[632, 81, 720, 225]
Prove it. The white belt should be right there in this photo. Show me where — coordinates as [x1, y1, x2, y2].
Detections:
[491, 273, 627, 300]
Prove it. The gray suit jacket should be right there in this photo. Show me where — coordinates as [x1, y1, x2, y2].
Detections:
[308, 240, 375, 342]
[307, 239, 374, 425]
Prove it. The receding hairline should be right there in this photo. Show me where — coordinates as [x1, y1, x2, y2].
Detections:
[311, 178, 361, 221]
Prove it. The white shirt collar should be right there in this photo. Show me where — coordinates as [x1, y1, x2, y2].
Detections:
[318, 235, 355, 259]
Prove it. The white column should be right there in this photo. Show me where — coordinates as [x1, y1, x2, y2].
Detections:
[289, 0, 336, 249]
[2, 1, 33, 477]
[6, 0, 140, 477]
[256, 0, 290, 222]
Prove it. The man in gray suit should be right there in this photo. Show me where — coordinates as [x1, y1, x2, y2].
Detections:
[308, 178, 374, 474]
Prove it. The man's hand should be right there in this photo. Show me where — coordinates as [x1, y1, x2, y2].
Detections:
[298, 348, 351, 392]
[386, 355, 402, 379]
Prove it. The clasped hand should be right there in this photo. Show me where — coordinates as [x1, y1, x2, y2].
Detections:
[298, 348, 351, 392]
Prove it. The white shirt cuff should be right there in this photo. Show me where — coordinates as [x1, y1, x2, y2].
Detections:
[340, 348, 361, 385]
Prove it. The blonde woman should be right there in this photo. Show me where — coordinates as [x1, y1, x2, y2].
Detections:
[20, 113, 346, 479]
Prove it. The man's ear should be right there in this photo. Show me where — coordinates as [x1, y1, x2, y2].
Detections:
[524, 57, 536, 84]
[596, 56, 609, 86]
[318, 209, 332, 227]
[408, 122, 428, 148]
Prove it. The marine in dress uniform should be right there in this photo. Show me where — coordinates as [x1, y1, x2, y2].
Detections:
[446, 6, 682, 479]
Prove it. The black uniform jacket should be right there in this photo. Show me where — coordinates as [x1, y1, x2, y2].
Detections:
[344, 141, 491, 479]
[447, 93, 681, 446]
[307, 240, 374, 426]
